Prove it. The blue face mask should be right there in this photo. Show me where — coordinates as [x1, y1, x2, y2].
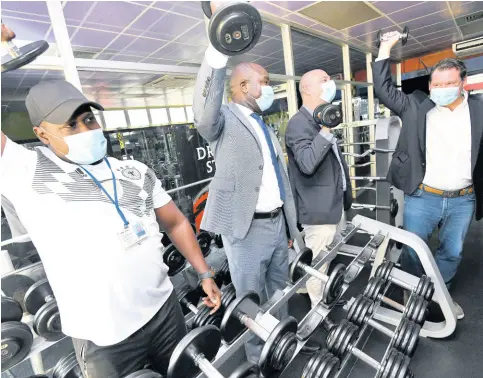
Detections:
[430, 86, 461, 106]
[320, 80, 336, 103]
[254, 86, 275, 112]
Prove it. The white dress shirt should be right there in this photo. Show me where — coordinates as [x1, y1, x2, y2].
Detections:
[205, 45, 284, 212]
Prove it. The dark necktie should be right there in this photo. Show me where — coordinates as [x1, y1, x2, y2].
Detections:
[250, 113, 286, 202]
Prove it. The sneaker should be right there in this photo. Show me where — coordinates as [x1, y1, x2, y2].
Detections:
[453, 300, 464, 320]
[297, 287, 308, 295]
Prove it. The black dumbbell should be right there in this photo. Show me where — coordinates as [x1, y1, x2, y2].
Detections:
[346, 295, 420, 356]
[1, 21, 49, 73]
[124, 370, 163, 377]
[221, 285, 236, 310]
[1, 296, 33, 372]
[163, 244, 187, 276]
[221, 292, 297, 376]
[24, 278, 64, 341]
[326, 320, 414, 378]
[52, 351, 82, 378]
[364, 277, 428, 325]
[375, 261, 435, 301]
[217, 259, 231, 286]
[376, 26, 410, 48]
[214, 234, 224, 248]
[201, 2, 262, 56]
[301, 348, 340, 378]
[197, 231, 213, 258]
[289, 248, 346, 306]
[313, 104, 343, 128]
[177, 286, 223, 329]
[167, 325, 261, 378]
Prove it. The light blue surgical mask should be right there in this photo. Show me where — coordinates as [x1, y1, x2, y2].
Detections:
[320, 80, 337, 103]
[430, 86, 461, 106]
[254, 85, 275, 112]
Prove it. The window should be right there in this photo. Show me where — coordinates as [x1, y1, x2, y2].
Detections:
[169, 107, 187, 123]
[186, 106, 194, 123]
[128, 109, 149, 128]
[103, 110, 127, 129]
[150, 108, 169, 125]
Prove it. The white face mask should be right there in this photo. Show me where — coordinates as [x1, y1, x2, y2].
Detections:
[42, 128, 107, 165]
[253, 85, 275, 112]
[320, 80, 337, 103]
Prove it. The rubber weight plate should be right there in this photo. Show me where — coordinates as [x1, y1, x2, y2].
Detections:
[326, 320, 359, 358]
[390, 199, 399, 217]
[208, 2, 262, 56]
[313, 104, 343, 128]
[1, 274, 35, 309]
[163, 244, 186, 276]
[192, 305, 223, 329]
[289, 247, 313, 284]
[228, 361, 261, 378]
[214, 233, 224, 248]
[1, 296, 23, 322]
[124, 370, 163, 378]
[393, 319, 420, 357]
[363, 277, 386, 301]
[374, 261, 394, 281]
[52, 351, 82, 378]
[1, 321, 33, 372]
[1, 40, 49, 73]
[415, 276, 434, 301]
[323, 263, 346, 306]
[197, 231, 212, 257]
[33, 299, 64, 341]
[347, 295, 373, 327]
[301, 349, 340, 378]
[221, 292, 260, 344]
[201, 1, 213, 18]
[218, 259, 231, 286]
[24, 279, 55, 316]
[404, 295, 428, 325]
[221, 285, 236, 309]
[380, 348, 413, 378]
[177, 285, 201, 316]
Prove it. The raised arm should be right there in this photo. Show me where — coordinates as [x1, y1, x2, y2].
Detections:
[372, 32, 410, 116]
[193, 45, 229, 143]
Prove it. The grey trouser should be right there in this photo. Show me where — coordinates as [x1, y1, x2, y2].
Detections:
[72, 290, 187, 378]
[222, 213, 289, 364]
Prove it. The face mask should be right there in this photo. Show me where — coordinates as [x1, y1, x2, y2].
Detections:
[320, 80, 336, 103]
[253, 85, 275, 112]
[430, 86, 461, 106]
[42, 128, 107, 165]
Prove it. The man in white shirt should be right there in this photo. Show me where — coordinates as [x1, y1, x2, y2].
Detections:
[192, 45, 300, 363]
[373, 33, 483, 320]
[0, 79, 221, 377]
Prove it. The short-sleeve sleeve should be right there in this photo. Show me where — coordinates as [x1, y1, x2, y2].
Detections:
[152, 176, 172, 209]
[1, 137, 37, 198]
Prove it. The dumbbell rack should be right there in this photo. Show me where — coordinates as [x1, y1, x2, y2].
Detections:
[195, 215, 457, 378]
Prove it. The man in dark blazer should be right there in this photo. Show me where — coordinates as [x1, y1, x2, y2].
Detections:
[285, 69, 352, 308]
[373, 32, 483, 319]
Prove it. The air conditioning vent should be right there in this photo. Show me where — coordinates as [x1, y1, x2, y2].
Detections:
[465, 10, 483, 23]
[74, 50, 98, 59]
[452, 36, 483, 57]
[456, 11, 483, 37]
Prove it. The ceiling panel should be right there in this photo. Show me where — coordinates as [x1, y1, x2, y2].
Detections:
[345, 18, 393, 38]
[409, 20, 456, 36]
[371, 1, 424, 14]
[274, 1, 315, 11]
[86, 2, 145, 28]
[1, 1, 48, 15]
[389, 2, 449, 23]
[153, 1, 205, 19]
[403, 11, 452, 30]
[0, 17, 50, 42]
[283, 13, 315, 27]
[450, 1, 483, 17]
[253, 2, 291, 17]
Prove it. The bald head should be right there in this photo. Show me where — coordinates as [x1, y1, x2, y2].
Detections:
[230, 62, 270, 112]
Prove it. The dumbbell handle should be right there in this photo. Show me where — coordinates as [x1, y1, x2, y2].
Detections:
[5, 40, 20, 58]
[366, 318, 393, 338]
[388, 275, 413, 292]
[300, 263, 328, 283]
[350, 345, 380, 370]
[180, 298, 199, 315]
[193, 353, 225, 378]
[379, 295, 405, 312]
[240, 314, 270, 340]
[380, 31, 404, 42]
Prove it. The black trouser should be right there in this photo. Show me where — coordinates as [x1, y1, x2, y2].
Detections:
[72, 290, 187, 378]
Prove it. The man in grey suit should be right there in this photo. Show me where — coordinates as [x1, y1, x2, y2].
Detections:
[193, 43, 299, 363]
[285, 69, 352, 308]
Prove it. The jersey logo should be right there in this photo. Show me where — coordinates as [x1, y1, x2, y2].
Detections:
[121, 166, 142, 180]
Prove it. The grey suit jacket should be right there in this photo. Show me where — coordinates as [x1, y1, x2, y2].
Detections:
[193, 58, 298, 240]
[285, 107, 352, 225]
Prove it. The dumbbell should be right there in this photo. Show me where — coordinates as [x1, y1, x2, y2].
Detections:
[346, 295, 420, 356]
[124, 370, 163, 377]
[221, 292, 297, 376]
[363, 277, 428, 325]
[1, 296, 33, 372]
[52, 351, 82, 378]
[217, 259, 231, 286]
[197, 231, 213, 257]
[177, 286, 223, 329]
[375, 261, 435, 301]
[214, 234, 224, 248]
[376, 26, 410, 48]
[313, 104, 343, 128]
[24, 278, 64, 341]
[301, 348, 341, 378]
[167, 325, 261, 378]
[326, 320, 414, 378]
[163, 244, 187, 276]
[289, 247, 346, 306]
[1, 22, 49, 73]
[201, 2, 262, 56]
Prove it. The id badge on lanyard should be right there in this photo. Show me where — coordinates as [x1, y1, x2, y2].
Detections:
[80, 158, 148, 250]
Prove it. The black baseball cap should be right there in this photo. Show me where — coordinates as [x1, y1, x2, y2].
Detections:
[25, 80, 104, 126]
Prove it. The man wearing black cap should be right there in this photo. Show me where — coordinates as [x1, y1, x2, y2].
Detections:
[0, 80, 221, 377]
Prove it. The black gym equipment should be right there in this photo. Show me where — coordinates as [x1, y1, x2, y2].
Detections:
[221, 292, 297, 376]
[346, 295, 420, 356]
[217, 259, 231, 287]
[124, 370, 163, 378]
[376, 26, 410, 48]
[364, 277, 428, 325]
[197, 231, 213, 257]
[301, 348, 340, 378]
[23, 278, 64, 341]
[221, 285, 237, 310]
[1, 296, 33, 372]
[1, 274, 35, 308]
[229, 361, 262, 378]
[313, 104, 343, 129]
[1, 22, 49, 73]
[375, 261, 435, 301]
[52, 351, 82, 378]
[163, 244, 187, 276]
[326, 320, 414, 378]
[289, 248, 346, 306]
[389, 199, 399, 218]
[201, 1, 262, 56]
[214, 234, 224, 248]
[177, 285, 223, 329]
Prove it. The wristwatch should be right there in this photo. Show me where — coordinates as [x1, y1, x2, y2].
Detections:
[198, 267, 216, 280]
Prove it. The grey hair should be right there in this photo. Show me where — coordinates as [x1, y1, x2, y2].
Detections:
[429, 58, 467, 82]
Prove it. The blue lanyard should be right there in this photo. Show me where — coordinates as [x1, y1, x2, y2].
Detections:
[80, 158, 129, 228]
